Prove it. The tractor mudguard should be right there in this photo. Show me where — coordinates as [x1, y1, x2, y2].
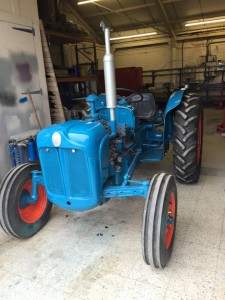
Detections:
[163, 89, 186, 144]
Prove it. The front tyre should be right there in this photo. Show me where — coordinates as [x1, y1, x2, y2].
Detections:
[142, 173, 177, 268]
[173, 92, 203, 183]
[0, 163, 52, 239]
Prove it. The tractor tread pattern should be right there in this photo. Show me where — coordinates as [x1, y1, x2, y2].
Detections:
[173, 92, 202, 184]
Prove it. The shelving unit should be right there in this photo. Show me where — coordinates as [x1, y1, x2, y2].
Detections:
[56, 75, 97, 83]
[43, 28, 99, 112]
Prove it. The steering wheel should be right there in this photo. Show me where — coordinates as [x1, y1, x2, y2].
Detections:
[116, 88, 143, 104]
[126, 93, 143, 104]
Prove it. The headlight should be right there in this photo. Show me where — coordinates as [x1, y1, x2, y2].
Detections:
[52, 132, 61, 147]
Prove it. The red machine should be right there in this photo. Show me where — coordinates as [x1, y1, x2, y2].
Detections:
[217, 109, 225, 133]
[98, 67, 143, 95]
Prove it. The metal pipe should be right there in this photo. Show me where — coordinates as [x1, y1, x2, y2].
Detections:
[101, 22, 117, 135]
[109, 108, 115, 121]
[103, 27, 117, 109]
[123, 149, 142, 186]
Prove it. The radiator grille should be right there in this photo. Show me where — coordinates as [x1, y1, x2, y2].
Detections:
[61, 149, 91, 197]
[40, 147, 91, 198]
[39, 148, 64, 195]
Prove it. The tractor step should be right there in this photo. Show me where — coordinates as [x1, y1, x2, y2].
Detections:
[141, 147, 164, 162]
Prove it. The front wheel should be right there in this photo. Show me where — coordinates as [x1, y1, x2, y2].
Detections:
[142, 173, 177, 268]
[0, 163, 52, 238]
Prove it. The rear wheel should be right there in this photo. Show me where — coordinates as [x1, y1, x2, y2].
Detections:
[0, 163, 52, 238]
[142, 173, 177, 268]
[173, 92, 203, 183]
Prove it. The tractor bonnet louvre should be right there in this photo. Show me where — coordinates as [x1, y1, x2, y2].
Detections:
[39, 147, 91, 200]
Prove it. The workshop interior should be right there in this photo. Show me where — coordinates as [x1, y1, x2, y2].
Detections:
[0, 0, 224, 299]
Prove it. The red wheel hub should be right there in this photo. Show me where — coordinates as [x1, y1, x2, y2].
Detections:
[164, 192, 176, 250]
[196, 114, 203, 164]
[18, 180, 48, 224]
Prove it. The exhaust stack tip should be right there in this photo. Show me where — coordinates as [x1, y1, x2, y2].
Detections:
[101, 22, 117, 111]
[100, 21, 106, 31]
[100, 22, 117, 135]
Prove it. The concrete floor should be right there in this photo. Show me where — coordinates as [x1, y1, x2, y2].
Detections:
[0, 108, 225, 300]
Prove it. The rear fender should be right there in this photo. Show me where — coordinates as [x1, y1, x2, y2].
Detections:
[163, 89, 186, 144]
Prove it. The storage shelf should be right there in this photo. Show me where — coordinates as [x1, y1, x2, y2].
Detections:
[56, 76, 97, 83]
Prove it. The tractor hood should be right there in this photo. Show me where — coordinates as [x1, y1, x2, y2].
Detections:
[37, 120, 107, 157]
[36, 120, 109, 211]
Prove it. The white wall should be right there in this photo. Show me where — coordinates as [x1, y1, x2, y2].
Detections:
[61, 31, 225, 90]
[112, 39, 225, 87]
[0, 0, 50, 179]
[115, 45, 171, 70]
[113, 40, 225, 69]
[114, 44, 172, 87]
[62, 36, 225, 90]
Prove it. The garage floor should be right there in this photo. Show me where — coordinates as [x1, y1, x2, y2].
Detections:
[0, 108, 225, 300]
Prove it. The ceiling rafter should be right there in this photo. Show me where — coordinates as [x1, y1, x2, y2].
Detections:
[113, 28, 225, 52]
[57, 0, 225, 47]
[144, 0, 164, 33]
[108, 9, 225, 33]
[156, 0, 177, 40]
[59, 0, 103, 43]
[86, 0, 184, 18]
[116, 0, 138, 30]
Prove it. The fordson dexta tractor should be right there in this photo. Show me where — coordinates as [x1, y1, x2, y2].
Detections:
[0, 24, 203, 268]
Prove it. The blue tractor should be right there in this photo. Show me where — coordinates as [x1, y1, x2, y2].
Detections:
[0, 24, 203, 268]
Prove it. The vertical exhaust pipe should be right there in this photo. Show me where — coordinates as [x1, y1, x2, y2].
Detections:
[100, 22, 117, 135]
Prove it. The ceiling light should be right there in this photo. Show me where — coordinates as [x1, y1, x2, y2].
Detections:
[110, 32, 157, 41]
[185, 17, 225, 27]
[77, 0, 99, 5]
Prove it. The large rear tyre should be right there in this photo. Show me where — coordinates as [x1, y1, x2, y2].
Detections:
[0, 163, 52, 239]
[142, 173, 177, 268]
[173, 92, 203, 183]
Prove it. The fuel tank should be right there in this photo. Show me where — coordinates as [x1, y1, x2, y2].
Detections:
[37, 120, 109, 211]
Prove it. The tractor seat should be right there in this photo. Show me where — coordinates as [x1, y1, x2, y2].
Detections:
[132, 92, 156, 120]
